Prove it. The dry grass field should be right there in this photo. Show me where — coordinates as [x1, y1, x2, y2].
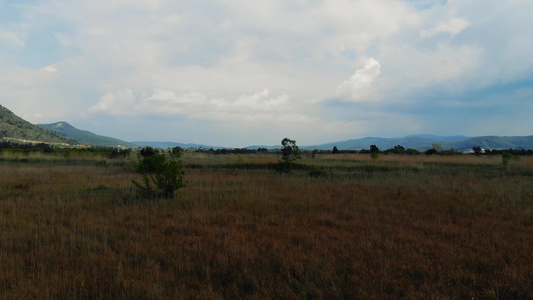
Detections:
[1, 152, 532, 299]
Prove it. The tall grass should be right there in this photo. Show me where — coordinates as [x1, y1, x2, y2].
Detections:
[0, 153, 532, 298]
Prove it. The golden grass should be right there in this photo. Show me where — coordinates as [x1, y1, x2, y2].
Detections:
[0, 154, 532, 299]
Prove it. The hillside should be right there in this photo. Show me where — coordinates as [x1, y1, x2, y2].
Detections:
[442, 136, 533, 151]
[302, 135, 533, 151]
[302, 136, 464, 151]
[0, 105, 79, 145]
[39, 122, 136, 148]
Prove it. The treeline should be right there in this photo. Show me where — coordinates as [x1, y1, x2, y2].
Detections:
[2, 139, 533, 158]
[167, 145, 533, 156]
[480, 148, 533, 156]
[0, 141, 131, 159]
[162, 146, 272, 155]
[313, 145, 533, 156]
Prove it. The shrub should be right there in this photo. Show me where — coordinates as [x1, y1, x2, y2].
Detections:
[501, 153, 519, 165]
[132, 147, 186, 198]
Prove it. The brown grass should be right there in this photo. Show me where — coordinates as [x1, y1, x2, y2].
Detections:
[0, 153, 532, 299]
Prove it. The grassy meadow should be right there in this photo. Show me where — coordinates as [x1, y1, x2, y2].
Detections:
[1, 151, 532, 299]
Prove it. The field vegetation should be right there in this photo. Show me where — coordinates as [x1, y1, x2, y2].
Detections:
[1, 150, 532, 299]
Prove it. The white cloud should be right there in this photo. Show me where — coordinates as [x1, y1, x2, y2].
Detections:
[137, 89, 209, 116]
[336, 58, 381, 101]
[90, 88, 312, 123]
[0, 29, 25, 47]
[2, 0, 533, 146]
[420, 17, 470, 38]
[41, 65, 58, 73]
[89, 89, 137, 116]
[205, 89, 295, 122]
[378, 44, 482, 94]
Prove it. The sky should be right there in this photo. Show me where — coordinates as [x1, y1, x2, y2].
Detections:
[1, 0, 533, 147]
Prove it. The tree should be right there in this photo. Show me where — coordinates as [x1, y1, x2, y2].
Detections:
[425, 148, 438, 155]
[432, 143, 443, 153]
[140, 146, 158, 157]
[279, 138, 301, 172]
[332, 146, 340, 154]
[472, 146, 482, 156]
[370, 145, 379, 153]
[394, 145, 405, 151]
[132, 147, 186, 199]
[172, 146, 184, 154]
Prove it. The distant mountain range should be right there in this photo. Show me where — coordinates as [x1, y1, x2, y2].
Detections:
[137, 135, 533, 152]
[302, 134, 533, 152]
[39, 122, 136, 148]
[2, 103, 533, 151]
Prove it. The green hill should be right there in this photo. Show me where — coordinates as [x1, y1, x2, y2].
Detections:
[302, 135, 533, 151]
[442, 136, 533, 151]
[0, 105, 79, 145]
[39, 122, 136, 148]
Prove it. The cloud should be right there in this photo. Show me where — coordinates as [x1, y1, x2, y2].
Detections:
[3, 0, 533, 146]
[90, 88, 312, 123]
[206, 89, 295, 122]
[420, 18, 470, 38]
[137, 89, 209, 116]
[336, 58, 381, 101]
[0, 29, 25, 47]
[89, 89, 137, 116]
[378, 44, 482, 95]
[41, 65, 58, 73]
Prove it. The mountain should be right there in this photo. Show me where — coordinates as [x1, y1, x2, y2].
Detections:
[302, 136, 450, 151]
[442, 136, 533, 151]
[4, 103, 533, 151]
[39, 122, 136, 148]
[404, 134, 470, 142]
[135, 135, 533, 152]
[0, 105, 79, 145]
[301, 135, 533, 151]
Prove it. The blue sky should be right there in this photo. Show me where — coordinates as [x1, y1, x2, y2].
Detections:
[1, 0, 532, 147]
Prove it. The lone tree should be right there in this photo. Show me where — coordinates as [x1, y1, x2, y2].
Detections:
[132, 146, 186, 199]
[369, 144, 380, 160]
[472, 146, 482, 156]
[279, 137, 301, 172]
[394, 145, 405, 151]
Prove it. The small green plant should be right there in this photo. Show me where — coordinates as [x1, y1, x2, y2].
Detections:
[371, 152, 379, 160]
[299, 291, 307, 300]
[501, 153, 519, 165]
[132, 147, 186, 199]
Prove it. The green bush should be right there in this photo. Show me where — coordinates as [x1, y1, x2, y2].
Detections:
[132, 147, 186, 199]
[501, 153, 519, 165]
